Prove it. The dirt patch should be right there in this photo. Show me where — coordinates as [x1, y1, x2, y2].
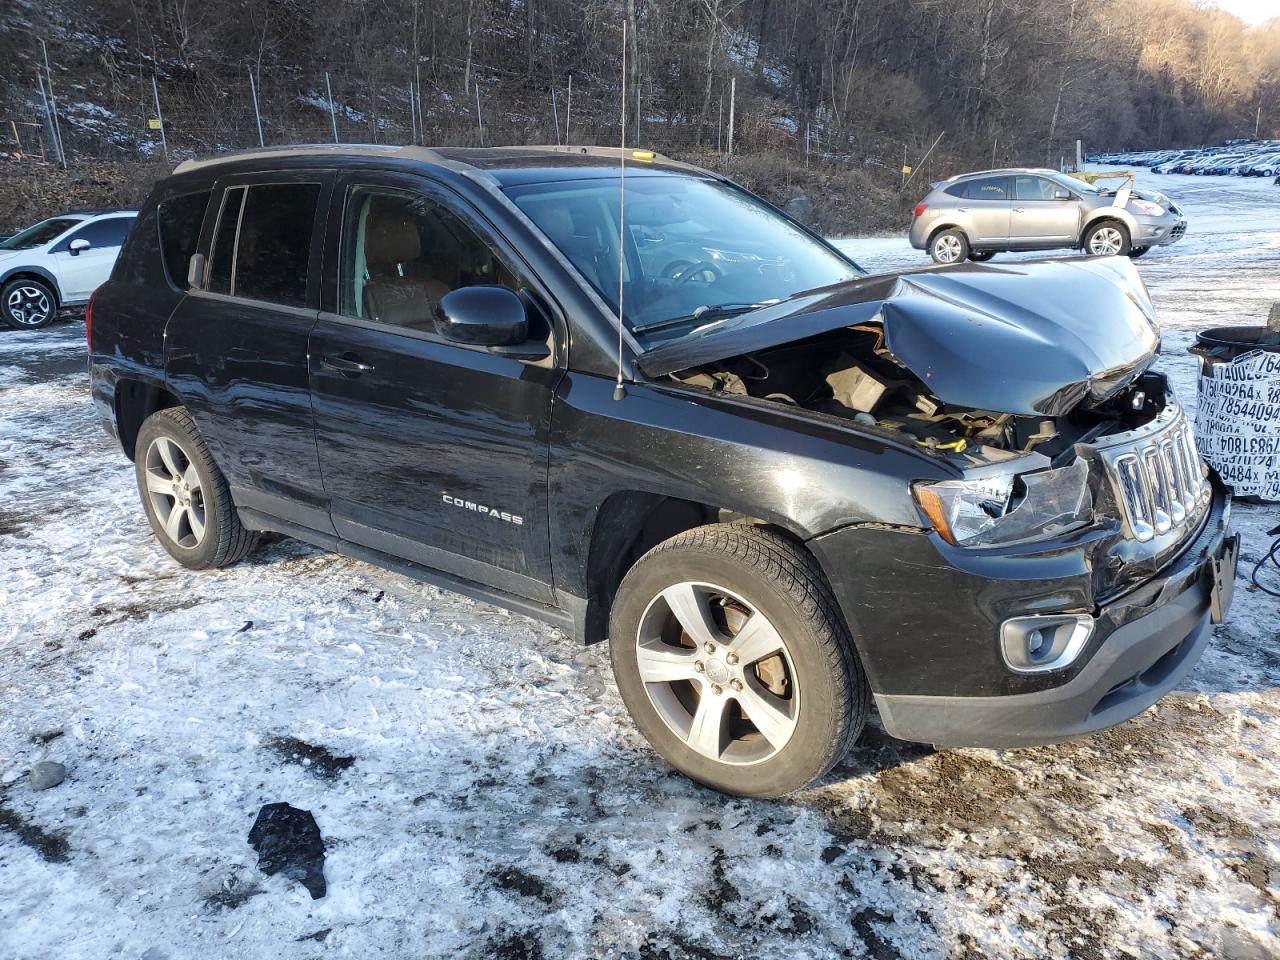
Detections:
[202, 875, 264, 911]
[0, 804, 70, 863]
[262, 735, 355, 780]
[490, 866, 556, 905]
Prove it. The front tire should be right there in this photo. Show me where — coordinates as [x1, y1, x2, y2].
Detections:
[609, 524, 869, 798]
[929, 228, 970, 264]
[968, 250, 997, 262]
[134, 407, 259, 569]
[1083, 220, 1131, 256]
[1128, 245, 1150, 258]
[1, 278, 57, 329]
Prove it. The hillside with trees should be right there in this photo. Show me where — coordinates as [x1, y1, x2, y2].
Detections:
[1, 0, 1277, 230]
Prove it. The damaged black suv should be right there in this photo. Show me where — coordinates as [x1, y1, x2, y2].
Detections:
[89, 145, 1237, 797]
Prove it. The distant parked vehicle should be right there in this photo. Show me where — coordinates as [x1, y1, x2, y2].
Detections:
[0, 209, 137, 329]
[909, 168, 1187, 263]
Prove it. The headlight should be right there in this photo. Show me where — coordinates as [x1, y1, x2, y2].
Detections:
[1129, 199, 1165, 216]
[912, 459, 1093, 547]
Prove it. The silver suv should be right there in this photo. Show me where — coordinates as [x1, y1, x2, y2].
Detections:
[908, 168, 1187, 264]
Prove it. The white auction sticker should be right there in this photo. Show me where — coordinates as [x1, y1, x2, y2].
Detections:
[1195, 347, 1280, 499]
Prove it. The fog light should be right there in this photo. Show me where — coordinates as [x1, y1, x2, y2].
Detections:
[1000, 614, 1094, 673]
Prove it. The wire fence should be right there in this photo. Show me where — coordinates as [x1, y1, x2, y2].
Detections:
[5, 52, 968, 185]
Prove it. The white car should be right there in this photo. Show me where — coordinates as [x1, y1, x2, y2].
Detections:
[0, 209, 137, 329]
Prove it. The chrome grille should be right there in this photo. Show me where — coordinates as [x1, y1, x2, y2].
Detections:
[1093, 404, 1210, 543]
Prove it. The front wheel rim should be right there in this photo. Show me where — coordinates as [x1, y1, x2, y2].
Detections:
[1089, 227, 1124, 255]
[934, 235, 963, 262]
[636, 581, 800, 766]
[6, 285, 52, 326]
[143, 437, 207, 549]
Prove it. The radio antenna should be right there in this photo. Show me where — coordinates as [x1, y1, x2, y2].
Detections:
[612, 19, 628, 402]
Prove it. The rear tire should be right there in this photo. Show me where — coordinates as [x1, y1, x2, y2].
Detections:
[609, 524, 869, 798]
[1, 278, 57, 329]
[1083, 220, 1131, 256]
[134, 407, 259, 569]
[929, 228, 969, 264]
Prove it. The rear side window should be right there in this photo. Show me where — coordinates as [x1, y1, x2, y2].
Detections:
[157, 191, 210, 289]
[62, 216, 134, 250]
[964, 177, 1010, 201]
[208, 183, 320, 307]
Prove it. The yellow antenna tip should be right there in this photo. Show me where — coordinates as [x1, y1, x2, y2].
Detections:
[631, 150, 655, 162]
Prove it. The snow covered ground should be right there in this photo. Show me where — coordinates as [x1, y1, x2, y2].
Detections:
[2, 168, 1279, 960]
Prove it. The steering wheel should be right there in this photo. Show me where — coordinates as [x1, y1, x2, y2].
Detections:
[667, 260, 723, 285]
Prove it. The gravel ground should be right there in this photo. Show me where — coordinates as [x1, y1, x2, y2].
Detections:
[1, 168, 1278, 960]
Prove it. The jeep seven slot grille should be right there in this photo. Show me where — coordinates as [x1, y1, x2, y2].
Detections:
[1094, 407, 1209, 543]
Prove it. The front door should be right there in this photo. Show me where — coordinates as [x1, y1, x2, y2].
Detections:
[50, 216, 134, 301]
[164, 172, 335, 534]
[308, 174, 559, 601]
[960, 176, 1012, 243]
[1009, 175, 1080, 244]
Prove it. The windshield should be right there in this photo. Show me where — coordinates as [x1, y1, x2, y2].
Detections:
[505, 174, 863, 332]
[0, 217, 82, 251]
[1057, 174, 1101, 195]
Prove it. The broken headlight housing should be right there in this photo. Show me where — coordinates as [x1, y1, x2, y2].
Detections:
[1129, 198, 1165, 217]
[912, 459, 1093, 547]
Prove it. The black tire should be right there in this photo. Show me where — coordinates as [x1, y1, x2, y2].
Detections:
[929, 228, 970, 265]
[609, 523, 869, 798]
[1082, 220, 1132, 256]
[968, 250, 997, 262]
[1, 277, 57, 329]
[1128, 246, 1151, 259]
[134, 407, 259, 570]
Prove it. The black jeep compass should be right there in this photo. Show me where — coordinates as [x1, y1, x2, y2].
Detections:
[88, 144, 1238, 797]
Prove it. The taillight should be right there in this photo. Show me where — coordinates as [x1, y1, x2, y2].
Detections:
[85, 287, 98, 351]
[912, 203, 928, 218]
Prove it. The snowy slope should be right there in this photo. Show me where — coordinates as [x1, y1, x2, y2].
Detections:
[1, 170, 1278, 960]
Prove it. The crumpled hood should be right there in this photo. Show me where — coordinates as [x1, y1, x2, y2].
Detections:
[637, 255, 1160, 416]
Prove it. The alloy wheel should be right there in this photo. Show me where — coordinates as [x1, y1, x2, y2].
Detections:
[635, 581, 800, 765]
[933, 235, 963, 263]
[1088, 227, 1124, 255]
[143, 437, 207, 549]
[5, 284, 52, 327]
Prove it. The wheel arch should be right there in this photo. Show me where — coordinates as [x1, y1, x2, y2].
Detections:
[1079, 211, 1134, 247]
[926, 222, 969, 248]
[0, 267, 62, 307]
[578, 491, 817, 646]
[113, 377, 184, 461]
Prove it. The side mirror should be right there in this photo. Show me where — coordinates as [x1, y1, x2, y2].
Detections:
[187, 252, 206, 291]
[69, 238, 91, 255]
[1053, 190, 1072, 201]
[434, 286, 528, 347]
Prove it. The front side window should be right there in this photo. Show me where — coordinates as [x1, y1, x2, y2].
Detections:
[338, 185, 515, 330]
[207, 182, 319, 307]
[62, 216, 135, 250]
[0, 217, 82, 250]
[157, 191, 211, 289]
[965, 177, 1010, 201]
[506, 175, 861, 332]
[1013, 176, 1058, 202]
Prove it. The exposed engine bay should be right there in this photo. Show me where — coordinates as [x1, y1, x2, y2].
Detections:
[668, 323, 1170, 468]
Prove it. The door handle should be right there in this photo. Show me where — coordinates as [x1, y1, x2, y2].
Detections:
[1013, 207, 1026, 213]
[321, 353, 374, 376]
[956, 207, 969, 212]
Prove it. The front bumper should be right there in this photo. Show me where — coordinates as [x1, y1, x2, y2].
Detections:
[879, 496, 1233, 747]
[811, 483, 1235, 749]
[1133, 214, 1187, 247]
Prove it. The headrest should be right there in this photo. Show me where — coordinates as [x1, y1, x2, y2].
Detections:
[364, 200, 421, 267]
[536, 203, 579, 246]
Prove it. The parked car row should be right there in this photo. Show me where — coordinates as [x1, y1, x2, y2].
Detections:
[1089, 141, 1280, 178]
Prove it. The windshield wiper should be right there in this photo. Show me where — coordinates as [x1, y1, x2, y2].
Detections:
[631, 301, 777, 335]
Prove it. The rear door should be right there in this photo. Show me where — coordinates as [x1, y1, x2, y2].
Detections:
[164, 170, 336, 534]
[959, 176, 1011, 243]
[50, 216, 135, 301]
[308, 171, 560, 601]
[1009, 175, 1079, 244]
